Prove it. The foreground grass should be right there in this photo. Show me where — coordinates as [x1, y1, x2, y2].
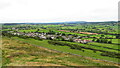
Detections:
[11, 37, 119, 63]
[2, 37, 119, 67]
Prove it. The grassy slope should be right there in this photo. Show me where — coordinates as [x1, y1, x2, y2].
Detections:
[2, 37, 119, 67]
[11, 37, 119, 63]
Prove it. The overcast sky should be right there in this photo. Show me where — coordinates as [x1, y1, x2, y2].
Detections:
[0, 0, 119, 23]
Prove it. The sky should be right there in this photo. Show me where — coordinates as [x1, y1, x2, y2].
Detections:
[0, 0, 119, 23]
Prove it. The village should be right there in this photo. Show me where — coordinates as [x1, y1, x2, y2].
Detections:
[7, 30, 93, 44]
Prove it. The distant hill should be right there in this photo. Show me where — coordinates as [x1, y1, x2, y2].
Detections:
[3, 21, 117, 25]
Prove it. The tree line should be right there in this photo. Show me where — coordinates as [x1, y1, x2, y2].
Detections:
[48, 40, 120, 59]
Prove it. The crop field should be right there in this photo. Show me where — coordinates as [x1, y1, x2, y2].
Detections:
[1, 21, 120, 67]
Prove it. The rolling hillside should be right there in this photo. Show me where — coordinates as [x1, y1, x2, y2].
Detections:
[2, 37, 119, 67]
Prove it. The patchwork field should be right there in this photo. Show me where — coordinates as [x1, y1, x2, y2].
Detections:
[2, 22, 120, 67]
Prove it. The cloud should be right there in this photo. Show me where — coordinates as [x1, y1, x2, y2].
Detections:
[0, 0, 119, 23]
[0, 2, 11, 9]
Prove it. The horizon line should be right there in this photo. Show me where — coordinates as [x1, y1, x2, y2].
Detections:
[0, 20, 118, 24]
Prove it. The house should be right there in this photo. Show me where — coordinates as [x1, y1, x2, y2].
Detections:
[12, 32, 24, 36]
[64, 38, 70, 40]
[39, 35, 46, 39]
[73, 39, 92, 44]
[73, 39, 82, 43]
[51, 36, 56, 39]
[12, 27, 16, 30]
[81, 40, 92, 44]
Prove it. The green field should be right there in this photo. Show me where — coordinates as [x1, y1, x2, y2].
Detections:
[2, 22, 120, 67]
[11, 37, 119, 63]
[3, 37, 118, 67]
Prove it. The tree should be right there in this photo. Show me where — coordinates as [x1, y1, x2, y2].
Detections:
[36, 29, 40, 32]
[93, 50, 96, 53]
[96, 39, 100, 42]
[92, 39, 95, 41]
[23, 31, 26, 33]
[108, 40, 112, 44]
[103, 39, 108, 43]
[116, 35, 120, 39]
[100, 39, 104, 43]
[69, 38, 73, 42]
[101, 35, 104, 37]
[82, 50, 85, 52]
